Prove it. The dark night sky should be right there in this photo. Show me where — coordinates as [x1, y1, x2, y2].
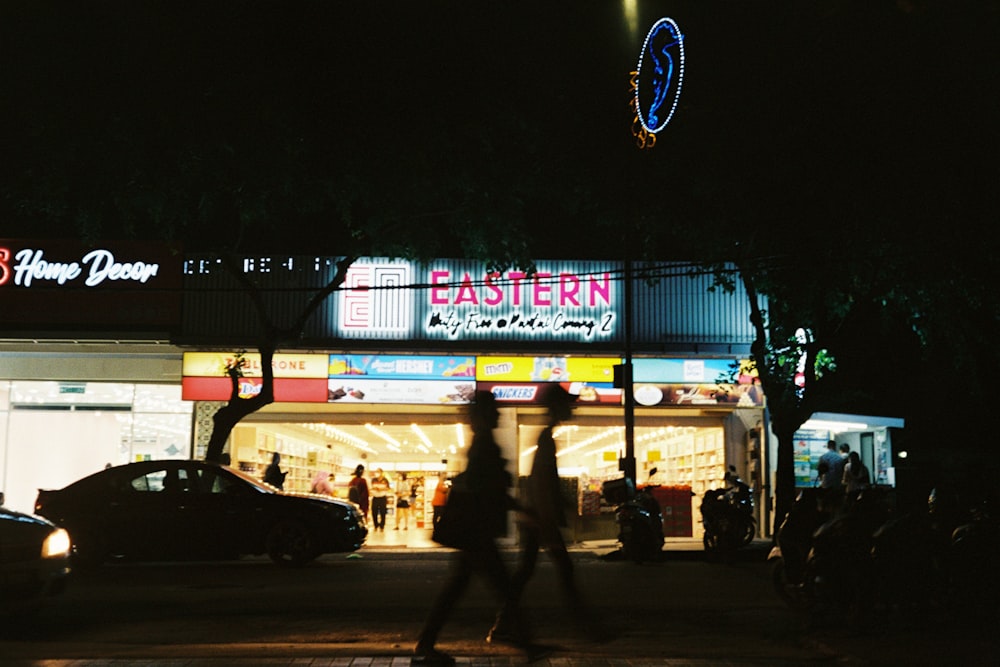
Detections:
[2, 1, 999, 477]
[2, 0, 996, 261]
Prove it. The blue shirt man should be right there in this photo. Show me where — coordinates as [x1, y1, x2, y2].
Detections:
[819, 440, 845, 489]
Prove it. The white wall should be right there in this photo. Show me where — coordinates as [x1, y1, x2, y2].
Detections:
[2, 411, 120, 514]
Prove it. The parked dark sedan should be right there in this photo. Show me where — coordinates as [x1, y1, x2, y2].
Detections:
[0, 497, 71, 616]
[34, 460, 367, 567]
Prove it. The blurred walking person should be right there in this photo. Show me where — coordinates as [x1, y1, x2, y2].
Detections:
[413, 391, 548, 665]
[490, 384, 600, 643]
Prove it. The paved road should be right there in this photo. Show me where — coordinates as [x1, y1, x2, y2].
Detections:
[1, 544, 996, 666]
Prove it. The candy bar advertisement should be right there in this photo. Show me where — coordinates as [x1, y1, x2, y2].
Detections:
[326, 379, 475, 405]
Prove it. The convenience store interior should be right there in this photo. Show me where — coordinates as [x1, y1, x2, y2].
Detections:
[234, 404, 736, 547]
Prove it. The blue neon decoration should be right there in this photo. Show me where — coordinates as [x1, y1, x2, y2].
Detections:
[635, 17, 685, 134]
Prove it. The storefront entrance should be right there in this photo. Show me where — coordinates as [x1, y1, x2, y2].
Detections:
[228, 402, 758, 548]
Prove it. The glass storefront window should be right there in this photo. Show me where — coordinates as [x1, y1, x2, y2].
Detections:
[0, 381, 193, 514]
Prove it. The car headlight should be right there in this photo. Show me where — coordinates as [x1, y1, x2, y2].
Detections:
[42, 528, 72, 559]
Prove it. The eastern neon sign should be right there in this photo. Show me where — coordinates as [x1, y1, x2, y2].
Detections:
[424, 268, 616, 340]
[630, 17, 685, 149]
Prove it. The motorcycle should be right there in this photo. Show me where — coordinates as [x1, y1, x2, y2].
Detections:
[602, 468, 665, 563]
[769, 488, 828, 608]
[701, 465, 756, 553]
[772, 486, 891, 620]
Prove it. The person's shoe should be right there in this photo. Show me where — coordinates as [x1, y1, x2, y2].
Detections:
[485, 626, 518, 645]
[412, 647, 455, 665]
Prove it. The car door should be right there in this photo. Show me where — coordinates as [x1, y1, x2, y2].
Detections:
[186, 465, 261, 558]
[108, 465, 188, 559]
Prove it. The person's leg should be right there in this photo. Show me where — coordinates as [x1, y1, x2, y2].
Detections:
[415, 551, 474, 659]
[510, 525, 541, 599]
[489, 526, 538, 641]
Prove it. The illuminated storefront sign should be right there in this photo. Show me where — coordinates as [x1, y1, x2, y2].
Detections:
[329, 354, 475, 379]
[424, 266, 616, 340]
[180, 351, 763, 408]
[632, 358, 744, 384]
[0, 239, 181, 327]
[477, 356, 618, 383]
[327, 354, 476, 404]
[181, 352, 329, 402]
[631, 357, 762, 407]
[337, 260, 620, 342]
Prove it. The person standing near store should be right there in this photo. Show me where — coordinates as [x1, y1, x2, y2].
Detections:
[431, 473, 450, 526]
[263, 452, 286, 490]
[490, 384, 597, 644]
[843, 451, 871, 506]
[414, 391, 547, 665]
[395, 471, 412, 530]
[370, 468, 391, 531]
[818, 440, 845, 512]
[348, 464, 370, 523]
[310, 470, 334, 496]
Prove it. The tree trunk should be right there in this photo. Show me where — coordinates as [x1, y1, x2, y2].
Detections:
[205, 345, 275, 463]
[202, 254, 357, 463]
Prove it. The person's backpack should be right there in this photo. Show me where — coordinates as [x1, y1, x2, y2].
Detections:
[348, 484, 361, 504]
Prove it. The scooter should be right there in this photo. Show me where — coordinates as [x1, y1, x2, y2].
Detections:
[701, 465, 756, 553]
[602, 468, 665, 563]
[769, 488, 827, 607]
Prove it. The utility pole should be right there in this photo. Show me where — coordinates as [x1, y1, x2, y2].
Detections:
[619, 258, 636, 484]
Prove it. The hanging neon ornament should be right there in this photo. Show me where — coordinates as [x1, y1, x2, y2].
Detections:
[629, 17, 685, 149]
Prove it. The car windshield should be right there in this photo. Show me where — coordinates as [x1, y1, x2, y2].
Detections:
[221, 465, 280, 493]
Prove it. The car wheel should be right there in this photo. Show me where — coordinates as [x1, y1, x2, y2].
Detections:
[266, 520, 317, 567]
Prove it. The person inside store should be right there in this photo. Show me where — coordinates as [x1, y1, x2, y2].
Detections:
[490, 384, 600, 644]
[370, 468, 391, 531]
[263, 452, 286, 490]
[413, 390, 549, 665]
[310, 470, 334, 496]
[431, 473, 450, 526]
[348, 464, 370, 522]
[395, 471, 412, 530]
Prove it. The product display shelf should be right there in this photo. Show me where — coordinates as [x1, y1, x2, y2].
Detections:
[231, 425, 347, 494]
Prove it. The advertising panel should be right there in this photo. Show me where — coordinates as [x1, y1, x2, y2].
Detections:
[326, 379, 475, 405]
[328, 354, 475, 380]
[326, 354, 476, 404]
[0, 239, 181, 328]
[632, 382, 764, 407]
[181, 352, 329, 402]
[479, 381, 621, 405]
[793, 429, 831, 487]
[476, 356, 619, 383]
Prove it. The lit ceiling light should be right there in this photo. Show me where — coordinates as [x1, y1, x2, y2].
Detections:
[327, 426, 377, 454]
[411, 424, 435, 450]
[557, 426, 625, 457]
[366, 424, 403, 449]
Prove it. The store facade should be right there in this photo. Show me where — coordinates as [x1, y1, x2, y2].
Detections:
[177, 255, 769, 545]
[1, 243, 775, 545]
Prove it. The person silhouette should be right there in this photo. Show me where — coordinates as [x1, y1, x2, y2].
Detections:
[413, 391, 549, 665]
[262, 452, 286, 490]
[490, 384, 599, 643]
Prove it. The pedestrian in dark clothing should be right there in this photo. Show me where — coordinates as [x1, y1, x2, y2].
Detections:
[491, 384, 599, 642]
[348, 464, 370, 522]
[263, 452, 286, 490]
[414, 391, 549, 665]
